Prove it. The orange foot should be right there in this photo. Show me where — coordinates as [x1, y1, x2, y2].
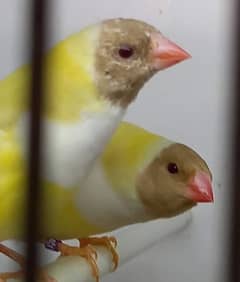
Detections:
[57, 241, 99, 282]
[0, 243, 55, 282]
[79, 236, 119, 271]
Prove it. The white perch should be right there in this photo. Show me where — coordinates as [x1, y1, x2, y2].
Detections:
[7, 211, 192, 282]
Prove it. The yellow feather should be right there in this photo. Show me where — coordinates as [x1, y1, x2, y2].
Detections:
[43, 25, 104, 121]
[0, 23, 104, 128]
[0, 23, 115, 240]
[39, 183, 101, 239]
[0, 129, 26, 239]
[0, 21, 174, 238]
[0, 121, 173, 240]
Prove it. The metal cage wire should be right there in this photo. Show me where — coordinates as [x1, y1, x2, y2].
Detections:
[25, 1, 48, 281]
[230, 0, 240, 281]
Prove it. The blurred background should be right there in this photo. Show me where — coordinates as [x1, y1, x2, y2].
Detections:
[0, 0, 234, 281]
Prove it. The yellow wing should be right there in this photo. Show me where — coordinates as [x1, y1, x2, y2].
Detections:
[0, 25, 105, 240]
[0, 25, 101, 130]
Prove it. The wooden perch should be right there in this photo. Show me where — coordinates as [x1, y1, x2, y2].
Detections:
[7, 211, 192, 282]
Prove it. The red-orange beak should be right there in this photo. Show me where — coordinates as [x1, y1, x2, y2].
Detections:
[150, 33, 191, 70]
[185, 171, 214, 203]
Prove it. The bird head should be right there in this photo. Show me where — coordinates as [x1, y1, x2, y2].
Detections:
[95, 18, 190, 107]
[81, 18, 191, 107]
[136, 143, 213, 218]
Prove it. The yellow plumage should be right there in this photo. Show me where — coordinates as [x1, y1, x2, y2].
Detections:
[0, 18, 187, 242]
[102, 122, 170, 199]
[0, 25, 171, 237]
[0, 24, 109, 240]
[43, 26, 103, 121]
[0, 18, 196, 282]
[0, 121, 170, 240]
[0, 24, 103, 128]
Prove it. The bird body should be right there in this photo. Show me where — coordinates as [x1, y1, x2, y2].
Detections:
[0, 18, 191, 243]
[0, 122, 213, 241]
[0, 18, 190, 190]
[0, 18, 197, 281]
[1, 23, 125, 188]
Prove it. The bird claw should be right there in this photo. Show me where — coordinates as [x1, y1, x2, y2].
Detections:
[108, 237, 117, 248]
[57, 241, 100, 282]
[0, 243, 55, 282]
[79, 236, 119, 271]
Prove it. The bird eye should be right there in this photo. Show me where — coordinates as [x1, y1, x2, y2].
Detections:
[167, 163, 178, 174]
[118, 45, 134, 59]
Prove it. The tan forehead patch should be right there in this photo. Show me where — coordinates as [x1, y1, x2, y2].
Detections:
[102, 18, 157, 35]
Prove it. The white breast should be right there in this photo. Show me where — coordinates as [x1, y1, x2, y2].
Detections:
[17, 105, 125, 188]
[74, 162, 151, 231]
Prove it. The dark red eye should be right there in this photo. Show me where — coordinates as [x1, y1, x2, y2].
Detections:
[167, 163, 178, 174]
[118, 45, 134, 58]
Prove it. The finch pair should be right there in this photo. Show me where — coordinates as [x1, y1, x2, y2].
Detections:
[0, 18, 213, 281]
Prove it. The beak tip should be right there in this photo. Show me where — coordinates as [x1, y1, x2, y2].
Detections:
[184, 52, 192, 60]
[204, 194, 214, 203]
[150, 33, 191, 70]
[209, 193, 214, 203]
[175, 49, 192, 62]
[186, 172, 214, 204]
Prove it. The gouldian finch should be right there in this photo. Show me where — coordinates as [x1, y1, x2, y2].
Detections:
[0, 121, 213, 281]
[76, 122, 213, 226]
[54, 121, 213, 280]
[0, 18, 190, 280]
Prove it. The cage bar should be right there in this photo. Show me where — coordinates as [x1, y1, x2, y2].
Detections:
[25, 1, 48, 281]
[231, 0, 240, 281]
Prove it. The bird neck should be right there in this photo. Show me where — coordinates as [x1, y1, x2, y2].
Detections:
[101, 122, 165, 200]
[73, 122, 164, 231]
[97, 83, 142, 109]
